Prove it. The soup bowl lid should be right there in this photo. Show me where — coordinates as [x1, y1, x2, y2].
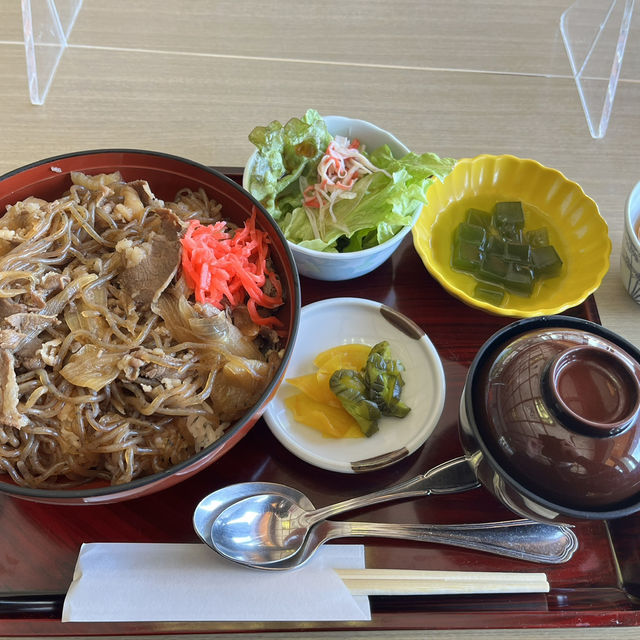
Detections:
[469, 317, 640, 511]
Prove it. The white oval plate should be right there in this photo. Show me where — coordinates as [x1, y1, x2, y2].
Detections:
[263, 297, 446, 473]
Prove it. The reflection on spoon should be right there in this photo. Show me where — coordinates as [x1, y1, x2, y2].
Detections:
[193, 481, 313, 550]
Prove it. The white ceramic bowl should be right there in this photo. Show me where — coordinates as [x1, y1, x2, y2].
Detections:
[620, 180, 640, 303]
[243, 116, 419, 281]
[262, 297, 446, 473]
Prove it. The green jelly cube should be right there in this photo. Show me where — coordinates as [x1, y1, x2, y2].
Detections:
[493, 201, 525, 229]
[465, 208, 492, 228]
[485, 236, 506, 257]
[502, 227, 523, 243]
[525, 227, 550, 248]
[504, 263, 535, 296]
[474, 283, 505, 306]
[479, 253, 509, 284]
[531, 245, 563, 277]
[452, 223, 486, 271]
[505, 242, 531, 264]
[452, 239, 483, 271]
[456, 222, 486, 245]
[493, 202, 525, 241]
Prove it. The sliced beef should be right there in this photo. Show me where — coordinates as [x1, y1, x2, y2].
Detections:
[0, 298, 28, 320]
[0, 313, 58, 354]
[40, 272, 70, 293]
[0, 349, 27, 427]
[129, 180, 160, 207]
[17, 342, 45, 370]
[0, 329, 25, 351]
[119, 348, 190, 382]
[94, 184, 116, 214]
[231, 305, 259, 339]
[5, 312, 58, 334]
[116, 209, 182, 308]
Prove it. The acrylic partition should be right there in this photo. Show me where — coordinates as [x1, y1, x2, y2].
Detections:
[21, 0, 83, 106]
[560, 0, 636, 139]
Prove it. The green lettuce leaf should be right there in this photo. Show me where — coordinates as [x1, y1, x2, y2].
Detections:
[246, 111, 456, 253]
[247, 109, 331, 216]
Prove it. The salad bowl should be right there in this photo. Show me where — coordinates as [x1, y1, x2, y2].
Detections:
[244, 111, 454, 281]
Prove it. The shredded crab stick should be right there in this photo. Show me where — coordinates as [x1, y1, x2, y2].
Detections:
[180, 207, 284, 328]
[301, 136, 390, 238]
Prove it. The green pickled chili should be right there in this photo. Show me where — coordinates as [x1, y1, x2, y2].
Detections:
[362, 341, 411, 419]
[329, 341, 410, 437]
[329, 369, 381, 437]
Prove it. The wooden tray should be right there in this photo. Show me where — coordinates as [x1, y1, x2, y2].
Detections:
[1, 171, 639, 635]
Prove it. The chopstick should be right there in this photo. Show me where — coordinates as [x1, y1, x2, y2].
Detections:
[0, 570, 549, 618]
[335, 569, 549, 596]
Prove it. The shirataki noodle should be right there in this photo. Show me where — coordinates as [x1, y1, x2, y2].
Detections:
[0, 171, 284, 488]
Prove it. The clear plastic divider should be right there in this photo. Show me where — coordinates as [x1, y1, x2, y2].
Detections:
[560, 0, 636, 139]
[19, 0, 635, 136]
[21, 0, 83, 105]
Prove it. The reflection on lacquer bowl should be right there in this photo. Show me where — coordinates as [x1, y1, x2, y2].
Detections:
[0, 149, 300, 504]
[460, 315, 640, 523]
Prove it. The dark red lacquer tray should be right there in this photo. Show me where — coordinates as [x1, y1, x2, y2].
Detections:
[1, 171, 639, 636]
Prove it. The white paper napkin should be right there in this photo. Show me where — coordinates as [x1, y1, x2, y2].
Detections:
[62, 543, 370, 622]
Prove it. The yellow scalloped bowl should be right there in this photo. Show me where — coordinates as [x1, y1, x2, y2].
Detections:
[412, 154, 611, 317]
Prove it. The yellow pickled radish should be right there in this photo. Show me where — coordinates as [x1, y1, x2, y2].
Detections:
[284, 393, 363, 438]
[286, 372, 340, 407]
[313, 343, 371, 372]
[284, 343, 372, 438]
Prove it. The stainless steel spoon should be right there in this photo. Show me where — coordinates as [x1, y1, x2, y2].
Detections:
[193, 480, 314, 550]
[207, 456, 479, 563]
[195, 482, 578, 570]
[212, 516, 578, 570]
[194, 458, 578, 570]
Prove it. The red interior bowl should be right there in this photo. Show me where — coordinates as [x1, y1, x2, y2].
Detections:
[0, 149, 301, 504]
